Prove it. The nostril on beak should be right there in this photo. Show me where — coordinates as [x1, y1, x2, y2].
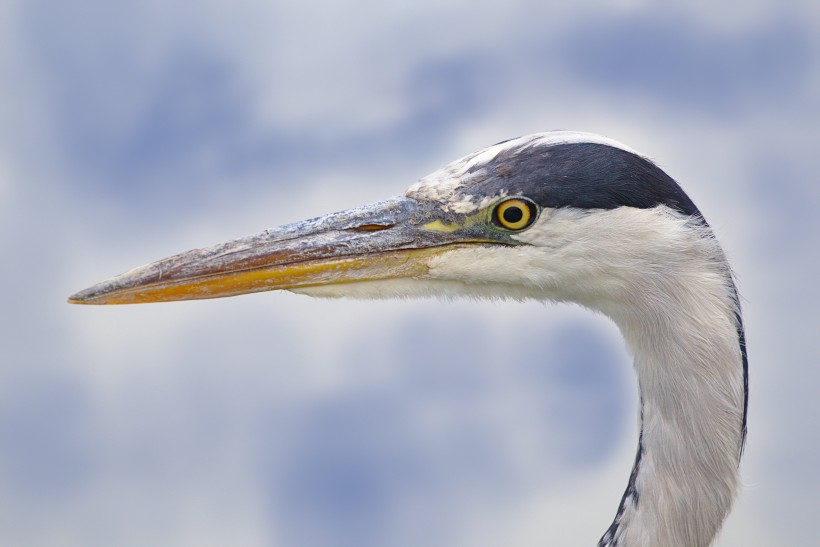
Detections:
[349, 224, 394, 232]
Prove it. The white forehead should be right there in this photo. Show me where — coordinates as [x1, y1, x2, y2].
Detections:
[405, 131, 641, 211]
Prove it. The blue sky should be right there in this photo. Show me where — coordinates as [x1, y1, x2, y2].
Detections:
[1, 0, 819, 544]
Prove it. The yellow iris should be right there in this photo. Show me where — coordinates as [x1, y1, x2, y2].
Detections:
[494, 198, 536, 230]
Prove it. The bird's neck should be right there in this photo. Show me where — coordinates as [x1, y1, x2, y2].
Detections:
[597, 260, 746, 546]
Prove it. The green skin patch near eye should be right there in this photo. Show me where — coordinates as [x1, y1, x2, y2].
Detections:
[422, 198, 537, 235]
[422, 219, 462, 233]
[422, 210, 488, 233]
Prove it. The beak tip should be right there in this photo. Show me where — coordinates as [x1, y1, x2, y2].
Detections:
[67, 286, 107, 305]
[67, 293, 90, 305]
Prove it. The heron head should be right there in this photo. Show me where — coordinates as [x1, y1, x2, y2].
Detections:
[68, 132, 704, 306]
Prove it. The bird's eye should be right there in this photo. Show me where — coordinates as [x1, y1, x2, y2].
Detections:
[493, 198, 537, 231]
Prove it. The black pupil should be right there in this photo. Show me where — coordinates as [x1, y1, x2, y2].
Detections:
[503, 206, 524, 224]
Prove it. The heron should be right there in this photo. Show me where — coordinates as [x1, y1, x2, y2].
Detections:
[69, 131, 748, 546]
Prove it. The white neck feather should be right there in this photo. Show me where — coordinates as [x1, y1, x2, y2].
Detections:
[525, 207, 747, 546]
[597, 252, 745, 546]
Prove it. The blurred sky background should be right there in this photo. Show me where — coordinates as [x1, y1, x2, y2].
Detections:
[1, 0, 818, 545]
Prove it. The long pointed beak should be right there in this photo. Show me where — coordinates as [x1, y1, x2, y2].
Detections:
[68, 197, 480, 305]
